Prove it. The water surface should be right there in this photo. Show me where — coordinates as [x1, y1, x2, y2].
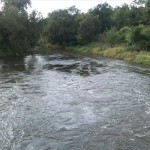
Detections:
[0, 54, 150, 150]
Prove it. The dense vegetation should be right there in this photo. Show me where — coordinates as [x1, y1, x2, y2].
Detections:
[0, 0, 43, 56]
[0, 0, 150, 65]
[41, 0, 150, 51]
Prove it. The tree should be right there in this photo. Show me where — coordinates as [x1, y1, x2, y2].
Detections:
[28, 10, 43, 46]
[133, 0, 150, 7]
[89, 3, 113, 33]
[146, 0, 150, 7]
[112, 4, 131, 29]
[2, 0, 31, 11]
[140, 26, 150, 50]
[43, 6, 80, 45]
[133, 0, 147, 5]
[76, 13, 99, 44]
[105, 27, 118, 47]
[0, 5, 29, 53]
[0, 0, 43, 55]
[117, 25, 150, 50]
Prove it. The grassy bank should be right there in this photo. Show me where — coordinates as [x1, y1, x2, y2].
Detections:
[65, 44, 150, 66]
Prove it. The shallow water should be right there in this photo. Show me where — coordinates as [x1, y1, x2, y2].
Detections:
[0, 54, 150, 150]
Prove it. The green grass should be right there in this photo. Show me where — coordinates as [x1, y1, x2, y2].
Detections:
[66, 44, 150, 66]
[134, 53, 150, 65]
[38, 42, 150, 66]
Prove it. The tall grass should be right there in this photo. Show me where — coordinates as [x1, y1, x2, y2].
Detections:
[39, 42, 150, 66]
[67, 44, 150, 66]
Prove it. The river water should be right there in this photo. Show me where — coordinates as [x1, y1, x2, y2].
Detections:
[0, 53, 150, 150]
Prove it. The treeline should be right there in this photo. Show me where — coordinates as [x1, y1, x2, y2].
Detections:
[0, 0, 150, 56]
[42, 0, 150, 51]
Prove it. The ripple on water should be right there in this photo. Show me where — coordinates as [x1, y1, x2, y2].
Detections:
[0, 54, 150, 150]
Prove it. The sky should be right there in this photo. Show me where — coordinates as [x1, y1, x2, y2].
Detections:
[31, 0, 133, 17]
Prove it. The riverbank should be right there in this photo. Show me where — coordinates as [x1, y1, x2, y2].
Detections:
[4, 44, 149, 66]
[65, 44, 150, 66]
[0, 47, 38, 58]
[0, 50, 17, 57]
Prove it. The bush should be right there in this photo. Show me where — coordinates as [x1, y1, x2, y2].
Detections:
[105, 27, 118, 47]
[134, 53, 150, 65]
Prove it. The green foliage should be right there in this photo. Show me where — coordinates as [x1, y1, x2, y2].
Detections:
[133, 0, 147, 5]
[0, 6, 29, 54]
[117, 27, 131, 43]
[112, 4, 130, 29]
[133, 0, 150, 7]
[0, 0, 43, 56]
[28, 10, 43, 47]
[141, 27, 150, 49]
[43, 6, 80, 45]
[112, 4, 150, 29]
[122, 25, 150, 50]
[146, 0, 150, 7]
[38, 37, 48, 48]
[2, 0, 31, 11]
[105, 27, 119, 47]
[42, 2, 150, 50]
[112, 25, 150, 51]
[89, 3, 113, 33]
[0, 1, 150, 57]
[77, 13, 99, 44]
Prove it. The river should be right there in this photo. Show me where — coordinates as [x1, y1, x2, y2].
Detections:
[0, 53, 150, 150]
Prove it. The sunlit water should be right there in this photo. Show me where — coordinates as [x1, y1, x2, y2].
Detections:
[0, 53, 150, 150]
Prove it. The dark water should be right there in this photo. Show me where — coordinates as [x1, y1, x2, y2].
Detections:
[0, 54, 150, 150]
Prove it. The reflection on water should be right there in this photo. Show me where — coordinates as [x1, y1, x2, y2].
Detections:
[0, 57, 26, 72]
[0, 54, 150, 150]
